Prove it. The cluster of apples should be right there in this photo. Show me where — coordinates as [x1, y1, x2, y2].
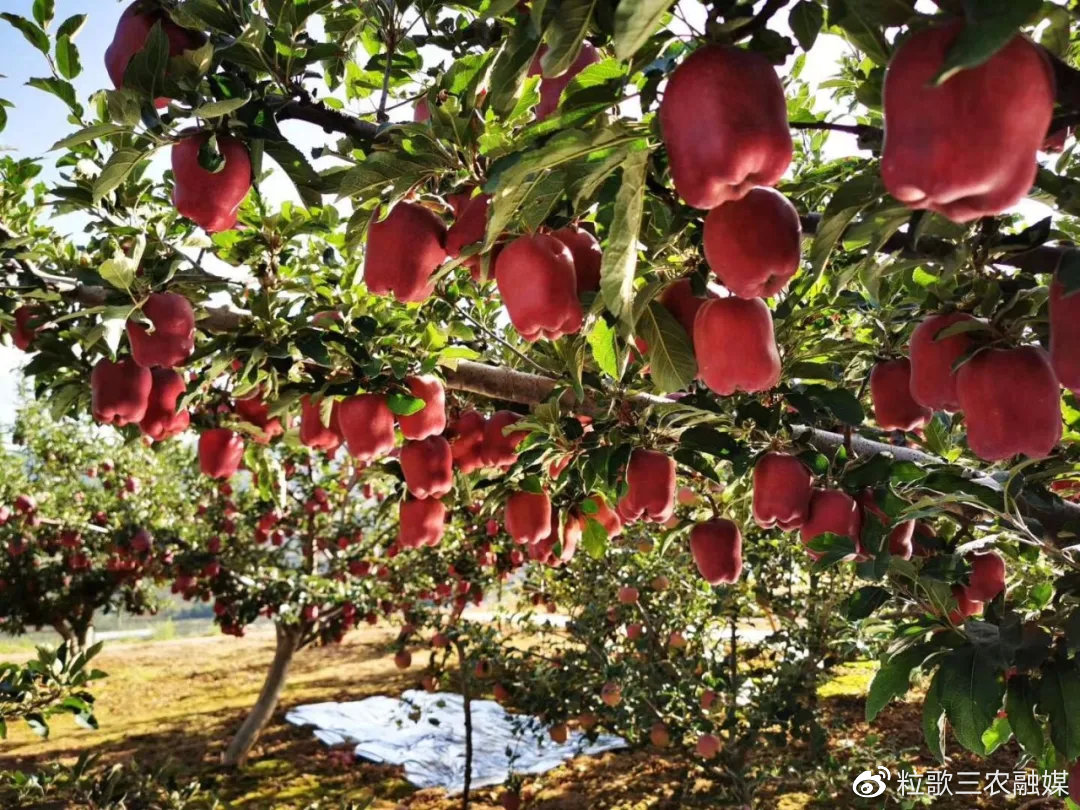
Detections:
[870, 302, 1076, 462]
[753, 450, 1006, 620]
[106, 3, 252, 233]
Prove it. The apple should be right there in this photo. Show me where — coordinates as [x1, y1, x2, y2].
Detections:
[338, 394, 396, 462]
[690, 519, 743, 584]
[870, 358, 931, 431]
[908, 312, 980, 411]
[694, 297, 781, 396]
[91, 357, 152, 426]
[660, 45, 791, 209]
[752, 452, 812, 530]
[398, 497, 446, 549]
[400, 436, 454, 499]
[881, 22, 1053, 222]
[617, 449, 676, 524]
[299, 395, 343, 452]
[495, 234, 584, 342]
[364, 202, 447, 303]
[481, 410, 527, 469]
[397, 375, 447, 440]
[140, 368, 190, 441]
[127, 292, 195, 368]
[172, 134, 252, 232]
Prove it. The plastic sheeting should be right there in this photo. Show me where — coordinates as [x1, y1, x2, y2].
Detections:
[285, 690, 627, 792]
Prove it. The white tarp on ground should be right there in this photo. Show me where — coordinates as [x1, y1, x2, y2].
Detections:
[285, 690, 627, 792]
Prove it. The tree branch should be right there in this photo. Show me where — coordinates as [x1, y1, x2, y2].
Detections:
[276, 99, 380, 143]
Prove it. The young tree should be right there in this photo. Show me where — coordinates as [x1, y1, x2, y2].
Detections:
[0, 0, 1079, 797]
[0, 400, 211, 650]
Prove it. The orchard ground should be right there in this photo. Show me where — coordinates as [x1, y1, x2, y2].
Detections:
[0, 625, 1056, 810]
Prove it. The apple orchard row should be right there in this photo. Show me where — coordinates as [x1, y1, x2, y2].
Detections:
[5, 7, 1079, 638]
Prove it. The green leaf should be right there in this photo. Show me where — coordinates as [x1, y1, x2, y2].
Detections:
[790, 1, 824, 51]
[56, 13, 85, 39]
[0, 13, 49, 53]
[192, 95, 250, 118]
[93, 147, 151, 201]
[122, 22, 170, 99]
[50, 123, 128, 151]
[26, 76, 79, 111]
[600, 148, 647, 327]
[805, 170, 884, 292]
[981, 713, 1012, 755]
[937, 646, 1005, 756]
[613, 0, 672, 60]
[261, 139, 323, 208]
[55, 34, 81, 80]
[582, 517, 608, 559]
[1006, 676, 1044, 758]
[387, 393, 425, 416]
[934, 0, 1042, 84]
[98, 256, 136, 292]
[1039, 660, 1080, 760]
[488, 21, 541, 118]
[541, 0, 596, 77]
[809, 385, 864, 426]
[636, 301, 696, 394]
[587, 317, 619, 378]
[922, 668, 947, 762]
[32, 0, 54, 29]
[847, 584, 890, 621]
[866, 644, 929, 721]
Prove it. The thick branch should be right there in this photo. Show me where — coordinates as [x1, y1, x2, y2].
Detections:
[276, 99, 379, 142]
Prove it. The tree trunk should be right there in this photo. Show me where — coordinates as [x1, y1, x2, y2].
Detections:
[222, 622, 301, 767]
[456, 643, 474, 810]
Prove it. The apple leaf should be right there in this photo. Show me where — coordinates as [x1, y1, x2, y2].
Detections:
[55, 34, 81, 80]
[600, 148, 647, 328]
[636, 301, 696, 394]
[922, 668, 947, 762]
[122, 22, 170, 100]
[1039, 660, 1080, 760]
[789, 1, 824, 51]
[613, 0, 672, 60]
[866, 643, 930, 721]
[937, 646, 1005, 756]
[1006, 676, 1044, 758]
[32, 0, 54, 29]
[50, 123, 128, 152]
[93, 147, 152, 201]
[541, 0, 595, 78]
[933, 0, 1042, 84]
[55, 13, 85, 39]
[0, 13, 49, 54]
[587, 317, 619, 379]
[582, 517, 608, 559]
[386, 393, 425, 417]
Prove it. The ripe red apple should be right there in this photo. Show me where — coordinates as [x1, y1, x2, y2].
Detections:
[529, 43, 600, 120]
[660, 45, 791, 209]
[364, 202, 447, 303]
[493, 682, 511, 703]
[105, 3, 203, 107]
[703, 188, 802, 299]
[172, 133, 252, 232]
[700, 689, 717, 711]
[882, 23, 1054, 222]
[127, 293, 195, 368]
[338, 394, 395, 462]
[549, 723, 569, 744]
[14, 495, 36, 515]
[580, 494, 622, 538]
[695, 733, 721, 760]
[907, 312, 979, 412]
[800, 489, 862, 560]
[139, 368, 190, 441]
[694, 297, 781, 396]
[1068, 759, 1079, 804]
[690, 519, 743, 584]
[495, 233, 584, 341]
[400, 436, 453, 499]
[617, 449, 676, 523]
[752, 452, 812, 530]
[551, 224, 602, 294]
[649, 722, 670, 748]
[500, 789, 522, 810]
[626, 623, 644, 640]
[448, 410, 486, 472]
[965, 551, 1006, 602]
[198, 429, 244, 479]
[870, 358, 931, 431]
[481, 410, 527, 469]
[91, 357, 152, 426]
[445, 192, 491, 271]
[1050, 273, 1080, 395]
[397, 375, 446, 440]
[949, 584, 983, 624]
[11, 306, 38, 351]
[234, 393, 283, 443]
[955, 347, 1062, 461]
[394, 650, 412, 670]
[651, 575, 670, 592]
[668, 631, 687, 649]
[600, 681, 622, 707]
[505, 491, 552, 545]
[299, 395, 343, 452]
[617, 586, 639, 604]
[398, 497, 446, 549]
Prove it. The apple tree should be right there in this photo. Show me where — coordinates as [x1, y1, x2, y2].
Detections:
[2, 0, 1080, 801]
